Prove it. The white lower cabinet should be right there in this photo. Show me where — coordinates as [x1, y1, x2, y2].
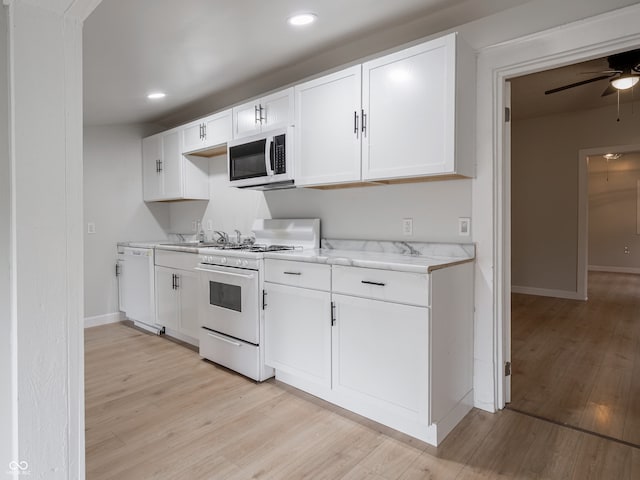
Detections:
[264, 260, 332, 389]
[264, 283, 331, 388]
[155, 251, 200, 344]
[263, 259, 474, 446]
[331, 294, 429, 422]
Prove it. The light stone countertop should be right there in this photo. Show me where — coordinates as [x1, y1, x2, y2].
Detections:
[264, 240, 475, 274]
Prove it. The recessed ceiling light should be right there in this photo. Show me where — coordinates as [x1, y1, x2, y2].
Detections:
[287, 13, 317, 26]
[147, 92, 166, 100]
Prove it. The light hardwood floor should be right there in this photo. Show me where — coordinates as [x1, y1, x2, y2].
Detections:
[85, 321, 639, 479]
[511, 271, 640, 446]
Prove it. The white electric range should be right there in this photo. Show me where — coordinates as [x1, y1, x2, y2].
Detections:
[196, 218, 320, 381]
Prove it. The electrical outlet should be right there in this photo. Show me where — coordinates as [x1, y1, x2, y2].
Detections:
[624, 246, 630, 254]
[458, 217, 471, 236]
[87, 222, 96, 234]
[402, 218, 413, 236]
[207, 220, 213, 231]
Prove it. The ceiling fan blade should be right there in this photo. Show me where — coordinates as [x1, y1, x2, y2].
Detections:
[544, 75, 613, 95]
[601, 84, 618, 97]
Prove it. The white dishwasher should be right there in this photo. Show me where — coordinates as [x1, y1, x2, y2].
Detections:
[117, 246, 163, 335]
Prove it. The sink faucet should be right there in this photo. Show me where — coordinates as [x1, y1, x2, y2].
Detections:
[214, 231, 228, 244]
[234, 229, 242, 244]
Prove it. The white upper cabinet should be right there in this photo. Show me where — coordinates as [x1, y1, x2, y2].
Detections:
[142, 129, 209, 202]
[232, 87, 294, 139]
[291, 32, 475, 187]
[362, 33, 475, 181]
[182, 109, 232, 155]
[294, 66, 362, 187]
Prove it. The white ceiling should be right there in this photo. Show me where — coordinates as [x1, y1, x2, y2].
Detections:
[83, 0, 533, 126]
[84, 1, 639, 127]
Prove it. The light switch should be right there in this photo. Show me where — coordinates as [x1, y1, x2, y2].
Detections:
[402, 218, 413, 236]
[458, 217, 471, 236]
[87, 222, 96, 234]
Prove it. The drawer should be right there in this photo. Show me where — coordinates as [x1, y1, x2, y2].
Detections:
[332, 265, 429, 307]
[265, 259, 331, 291]
[199, 328, 260, 381]
[155, 250, 199, 270]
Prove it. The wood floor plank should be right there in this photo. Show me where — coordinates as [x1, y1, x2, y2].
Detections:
[510, 271, 640, 445]
[86, 322, 640, 480]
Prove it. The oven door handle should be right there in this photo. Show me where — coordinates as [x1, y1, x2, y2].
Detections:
[195, 266, 256, 280]
[205, 331, 243, 348]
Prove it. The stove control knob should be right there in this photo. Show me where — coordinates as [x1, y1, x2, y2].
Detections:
[220, 257, 227, 264]
[236, 259, 242, 266]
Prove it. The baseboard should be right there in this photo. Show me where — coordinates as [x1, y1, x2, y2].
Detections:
[84, 312, 123, 328]
[511, 285, 585, 301]
[589, 265, 640, 275]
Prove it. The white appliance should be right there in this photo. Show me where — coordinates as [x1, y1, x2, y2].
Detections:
[117, 246, 164, 335]
[227, 127, 294, 190]
[197, 219, 320, 381]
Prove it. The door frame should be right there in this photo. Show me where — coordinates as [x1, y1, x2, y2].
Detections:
[478, 4, 640, 409]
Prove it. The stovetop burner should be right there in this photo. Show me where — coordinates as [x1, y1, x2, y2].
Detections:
[211, 243, 302, 253]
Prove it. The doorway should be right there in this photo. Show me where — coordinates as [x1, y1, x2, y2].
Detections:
[506, 58, 640, 445]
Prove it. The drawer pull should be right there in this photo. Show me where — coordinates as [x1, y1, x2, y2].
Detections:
[283, 271, 302, 275]
[361, 280, 386, 287]
[207, 332, 242, 347]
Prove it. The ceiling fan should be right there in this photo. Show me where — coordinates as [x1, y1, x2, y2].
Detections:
[545, 49, 640, 96]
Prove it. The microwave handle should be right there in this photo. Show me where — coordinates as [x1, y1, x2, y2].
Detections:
[264, 137, 275, 176]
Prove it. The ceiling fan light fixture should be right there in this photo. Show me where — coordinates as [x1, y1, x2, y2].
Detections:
[610, 75, 639, 90]
[603, 153, 622, 161]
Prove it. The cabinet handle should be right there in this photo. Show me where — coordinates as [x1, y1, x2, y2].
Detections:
[202, 123, 206, 140]
[262, 289, 267, 309]
[115, 263, 120, 277]
[175, 274, 180, 289]
[331, 301, 336, 326]
[283, 271, 301, 276]
[172, 274, 176, 290]
[158, 159, 163, 172]
[354, 111, 359, 138]
[259, 104, 266, 124]
[155, 159, 160, 173]
[254, 105, 260, 125]
[361, 280, 385, 287]
[362, 109, 367, 137]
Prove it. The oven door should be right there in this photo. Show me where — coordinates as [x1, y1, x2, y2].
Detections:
[196, 264, 260, 345]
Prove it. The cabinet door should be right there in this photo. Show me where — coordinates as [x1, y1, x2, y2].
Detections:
[294, 67, 362, 186]
[233, 100, 261, 139]
[142, 134, 163, 201]
[203, 109, 232, 148]
[160, 130, 183, 199]
[182, 120, 205, 153]
[264, 283, 331, 388]
[177, 269, 200, 340]
[261, 88, 293, 131]
[332, 294, 429, 421]
[155, 266, 179, 331]
[362, 34, 455, 180]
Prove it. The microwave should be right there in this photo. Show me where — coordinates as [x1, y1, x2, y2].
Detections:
[227, 127, 294, 190]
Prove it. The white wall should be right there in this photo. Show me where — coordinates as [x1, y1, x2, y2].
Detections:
[265, 180, 472, 242]
[167, 154, 271, 237]
[84, 124, 170, 320]
[0, 3, 13, 472]
[511, 101, 640, 294]
[167, 154, 471, 242]
[589, 153, 640, 271]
